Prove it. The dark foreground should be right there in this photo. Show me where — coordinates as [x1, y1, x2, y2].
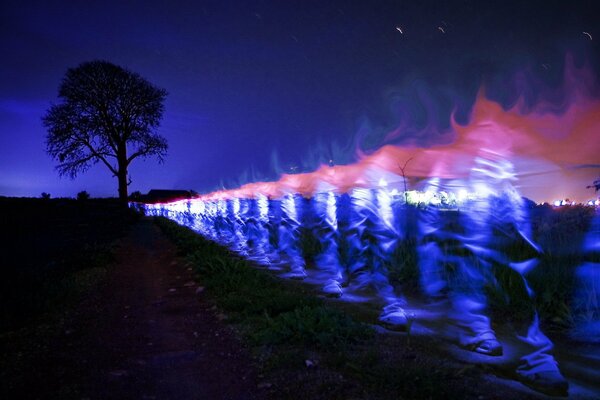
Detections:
[1, 199, 595, 399]
[1, 214, 261, 399]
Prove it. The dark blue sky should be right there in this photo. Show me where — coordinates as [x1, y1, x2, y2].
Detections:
[1, 0, 598, 197]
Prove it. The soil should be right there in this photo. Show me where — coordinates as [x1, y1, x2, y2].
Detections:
[4, 218, 262, 399]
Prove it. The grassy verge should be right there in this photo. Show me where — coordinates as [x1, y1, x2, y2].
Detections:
[155, 216, 533, 399]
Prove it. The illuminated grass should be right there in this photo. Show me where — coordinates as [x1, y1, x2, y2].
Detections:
[155, 216, 372, 350]
[154, 216, 536, 399]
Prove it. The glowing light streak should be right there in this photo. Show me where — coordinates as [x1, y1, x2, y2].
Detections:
[128, 68, 600, 391]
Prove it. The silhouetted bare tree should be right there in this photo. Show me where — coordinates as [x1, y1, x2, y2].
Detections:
[398, 157, 413, 204]
[43, 60, 168, 203]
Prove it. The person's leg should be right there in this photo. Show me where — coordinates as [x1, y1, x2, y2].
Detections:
[571, 210, 600, 340]
[265, 198, 283, 264]
[417, 189, 501, 355]
[494, 194, 567, 395]
[372, 188, 408, 326]
[279, 194, 306, 279]
[344, 188, 374, 290]
[513, 311, 567, 395]
[312, 192, 344, 296]
[229, 198, 248, 256]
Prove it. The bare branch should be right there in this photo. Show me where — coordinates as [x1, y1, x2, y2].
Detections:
[43, 60, 168, 201]
[398, 157, 414, 204]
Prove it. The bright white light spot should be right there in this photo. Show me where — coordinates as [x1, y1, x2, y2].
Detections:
[473, 182, 493, 198]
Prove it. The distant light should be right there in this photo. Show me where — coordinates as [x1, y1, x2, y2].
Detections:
[378, 177, 388, 187]
[554, 200, 562, 207]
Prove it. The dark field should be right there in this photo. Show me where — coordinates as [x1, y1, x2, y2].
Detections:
[1, 197, 598, 399]
[0, 197, 137, 332]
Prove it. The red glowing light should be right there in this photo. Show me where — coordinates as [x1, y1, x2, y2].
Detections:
[198, 59, 599, 203]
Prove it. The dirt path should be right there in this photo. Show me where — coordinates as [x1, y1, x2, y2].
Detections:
[53, 218, 261, 399]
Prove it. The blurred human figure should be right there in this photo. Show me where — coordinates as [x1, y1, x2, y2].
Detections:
[571, 207, 600, 341]
[417, 151, 567, 395]
[310, 191, 344, 296]
[344, 187, 407, 326]
[228, 197, 249, 256]
[242, 195, 272, 265]
[278, 193, 306, 279]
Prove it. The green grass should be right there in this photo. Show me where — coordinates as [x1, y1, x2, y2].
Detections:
[154, 216, 536, 399]
[160, 202, 597, 335]
[155, 216, 372, 352]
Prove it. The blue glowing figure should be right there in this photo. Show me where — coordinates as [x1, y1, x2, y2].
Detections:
[309, 191, 344, 296]
[417, 152, 567, 394]
[202, 200, 218, 240]
[277, 193, 306, 279]
[343, 187, 407, 325]
[215, 200, 233, 247]
[417, 176, 501, 355]
[228, 197, 249, 256]
[130, 156, 573, 395]
[572, 209, 600, 341]
[201, 200, 218, 240]
[240, 196, 271, 265]
[265, 197, 283, 266]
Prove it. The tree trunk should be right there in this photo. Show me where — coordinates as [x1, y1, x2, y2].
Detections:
[117, 145, 128, 205]
[118, 169, 128, 204]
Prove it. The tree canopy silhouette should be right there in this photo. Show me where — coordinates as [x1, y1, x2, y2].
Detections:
[43, 60, 168, 203]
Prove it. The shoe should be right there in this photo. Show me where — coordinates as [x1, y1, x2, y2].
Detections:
[322, 281, 342, 297]
[516, 369, 569, 397]
[379, 303, 409, 330]
[284, 269, 307, 280]
[469, 338, 503, 356]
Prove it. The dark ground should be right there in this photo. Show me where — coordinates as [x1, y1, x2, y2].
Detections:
[2, 199, 598, 399]
[1, 213, 262, 399]
[65, 218, 263, 399]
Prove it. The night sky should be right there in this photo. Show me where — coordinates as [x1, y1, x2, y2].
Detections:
[1, 0, 598, 200]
